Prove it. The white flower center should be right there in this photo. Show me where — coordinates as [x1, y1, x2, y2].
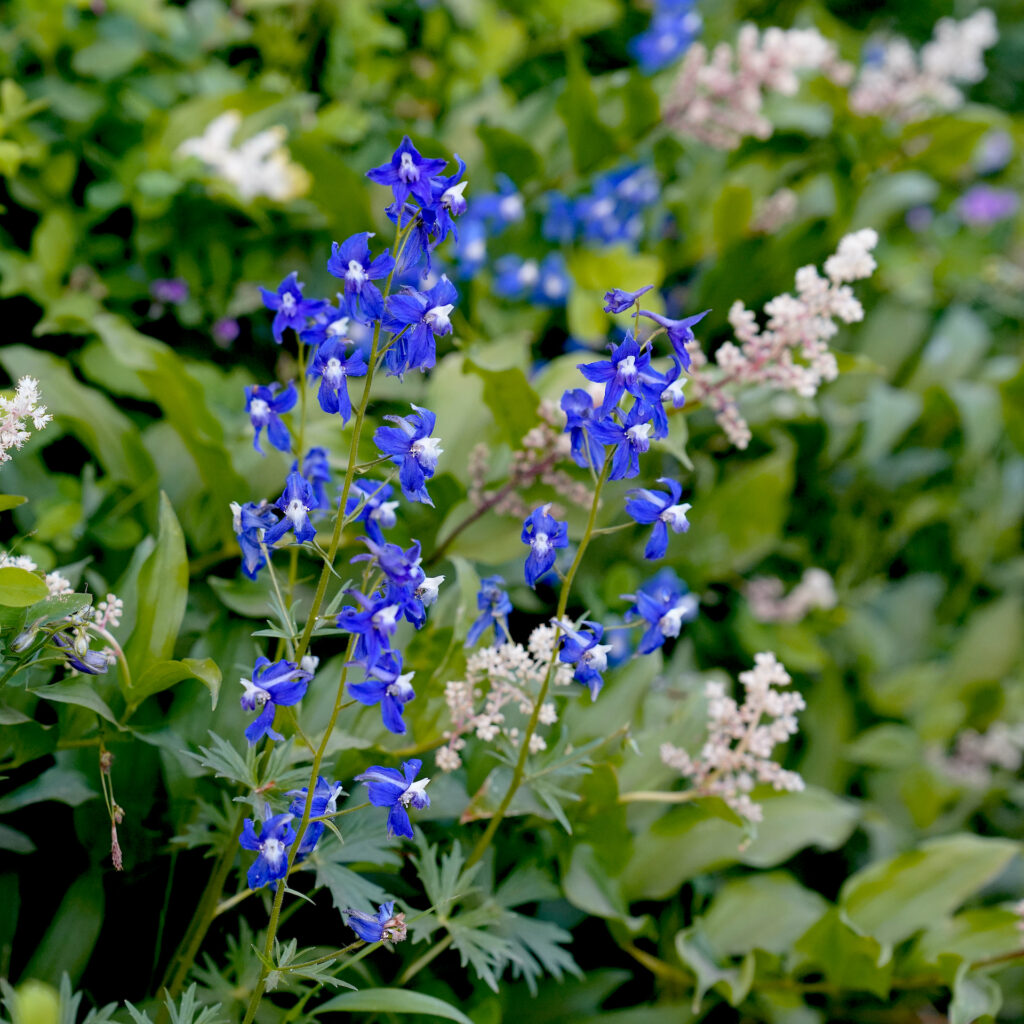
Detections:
[442, 181, 468, 209]
[411, 436, 443, 468]
[325, 357, 344, 385]
[249, 398, 270, 422]
[660, 503, 692, 531]
[240, 677, 271, 707]
[261, 836, 286, 867]
[416, 575, 444, 605]
[499, 194, 524, 221]
[286, 498, 308, 525]
[346, 260, 367, 288]
[424, 303, 454, 332]
[518, 260, 539, 287]
[327, 317, 350, 337]
[371, 500, 399, 529]
[626, 423, 653, 446]
[399, 151, 418, 182]
[464, 238, 485, 261]
[543, 275, 565, 298]
[662, 379, 687, 404]
[532, 531, 551, 555]
[230, 501, 243, 533]
[400, 777, 430, 807]
[386, 672, 415, 701]
[372, 605, 400, 632]
[583, 643, 613, 673]
[617, 355, 638, 381]
[280, 292, 296, 313]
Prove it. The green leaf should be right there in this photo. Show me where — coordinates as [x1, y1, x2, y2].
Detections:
[792, 908, 893, 998]
[463, 359, 541, 446]
[840, 835, 1020, 945]
[0, 495, 27, 512]
[22, 875, 104, 986]
[0, 567, 49, 607]
[24, 592, 93, 626]
[477, 123, 541, 184]
[124, 493, 188, 680]
[29, 681, 119, 725]
[0, 824, 34, 854]
[674, 926, 755, 1010]
[0, 766, 97, 814]
[130, 658, 222, 712]
[314, 989, 475, 1023]
[950, 962, 1002, 1024]
[557, 43, 617, 175]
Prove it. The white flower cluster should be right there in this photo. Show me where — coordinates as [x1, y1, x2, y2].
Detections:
[177, 111, 310, 203]
[849, 9, 997, 123]
[934, 722, 1024, 788]
[686, 228, 878, 448]
[436, 624, 573, 772]
[0, 376, 52, 467]
[92, 593, 124, 631]
[0, 549, 70, 597]
[746, 568, 837, 624]
[665, 25, 852, 150]
[660, 652, 805, 823]
[752, 188, 799, 235]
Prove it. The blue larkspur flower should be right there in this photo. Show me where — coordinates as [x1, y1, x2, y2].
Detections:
[287, 776, 345, 858]
[588, 401, 657, 480]
[300, 299, 351, 348]
[245, 381, 296, 455]
[348, 649, 416, 735]
[345, 479, 400, 544]
[264, 472, 318, 547]
[428, 154, 469, 246]
[53, 632, 109, 674]
[604, 284, 654, 314]
[231, 499, 277, 579]
[624, 569, 699, 654]
[309, 337, 368, 422]
[578, 333, 668, 414]
[383, 275, 458, 375]
[661, 357, 688, 409]
[557, 619, 613, 700]
[344, 901, 406, 943]
[472, 175, 524, 226]
[239, 656, 312, 744]
[637, 308, 709, 370]
[522, 503, 569, 588]
[239, 809, 296, 889]
[561, 388, 605, 471]
[260, 272, 325, 344]
[327, 233, 394, 324]
[625, 479, 691, 559]
[336, 591, 401, 669]
[366, 136, 448, 207]
[466, 575, 513, 647]
[373, 404, 443, 506]
[629, 6, 702, 74]
[292, 447, 332, 512]
[354, 759, 431, 839]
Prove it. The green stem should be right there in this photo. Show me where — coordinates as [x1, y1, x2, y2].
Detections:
[464, 453, 612, 870]
[159, 809, 244, 1006]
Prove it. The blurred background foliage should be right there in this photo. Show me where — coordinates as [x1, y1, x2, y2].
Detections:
[1, 0, 1023, 1022]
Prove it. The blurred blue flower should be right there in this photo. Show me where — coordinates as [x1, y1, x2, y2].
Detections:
[245, 381, 296, 455]
[466, 575, 513, 647]
[624, 569, 699, 654]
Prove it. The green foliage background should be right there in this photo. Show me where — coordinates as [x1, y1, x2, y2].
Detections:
[0, 0, 1022, 1022]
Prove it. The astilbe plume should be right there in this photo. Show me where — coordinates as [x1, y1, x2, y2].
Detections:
[0, 376, 51, 466]
[665, 24, 852, 150]
[467, 400, 592, 521]
[849, 9, 997, 123]
[745, 568, 836, 624]
[660, 652, 805, 823]
[686, 228, 879, 448]
[436, 624, 574, 773]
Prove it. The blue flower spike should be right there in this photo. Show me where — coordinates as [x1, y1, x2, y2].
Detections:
[264, 472, 318, 547]
[366, 136, 448, 207]
[259, 272, 325, 344]
[354, 759, 431, 839]
[557, 619, 614, 700]
[625, 478, 692, 559]
[239, 656, 312, 744]
[522, 503, 569, 588]
[245, 381, 297, 455]
[240, 809, 296, 890]
[373, 404, 443, 506]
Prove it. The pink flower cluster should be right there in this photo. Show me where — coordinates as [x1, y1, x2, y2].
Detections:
[665, 25, 852, 151]
[660, 652, 805, 823]
[0, 376, 51, 466]
[849, 9, 997, 123]
[746, 568, 837, 624]
[933, 722, 1024, 789]
[686, 228, 878, 448]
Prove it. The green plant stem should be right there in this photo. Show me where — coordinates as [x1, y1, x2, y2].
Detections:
[397, 933, 454, 985]
[159, 808, 245, 1006]
[464, 453, 612, 871]
[617, 789, 701, 804]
